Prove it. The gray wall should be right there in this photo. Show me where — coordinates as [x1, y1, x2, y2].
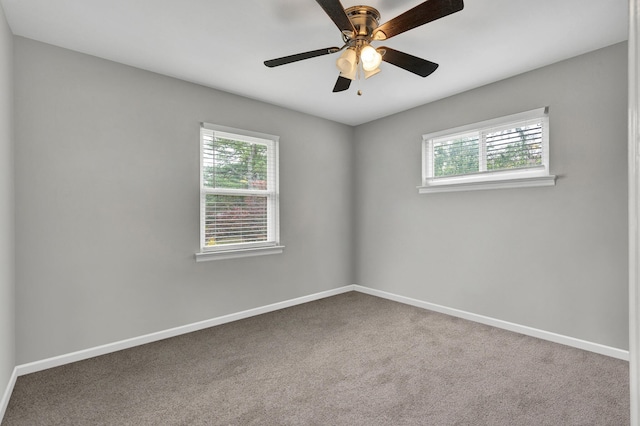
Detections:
[354, 42, 629, 350]
[14, 37, 355, 364]
[11, 35, 630, 364]
[0, 1, 15, 401]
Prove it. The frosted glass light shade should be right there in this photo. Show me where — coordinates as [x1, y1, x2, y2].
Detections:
[336, 49, 357, 75]
[340, 65, 357, 80]
[364, 67, 380, 79]
[361, 45, 382, 71]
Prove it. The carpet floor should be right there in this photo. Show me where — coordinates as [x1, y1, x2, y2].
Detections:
[2, 292, 630, 425]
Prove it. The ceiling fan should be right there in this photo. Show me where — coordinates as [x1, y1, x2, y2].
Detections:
[264, 0, 464, 93]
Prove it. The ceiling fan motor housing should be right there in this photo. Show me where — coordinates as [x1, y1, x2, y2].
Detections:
[344, 5, 380, 39]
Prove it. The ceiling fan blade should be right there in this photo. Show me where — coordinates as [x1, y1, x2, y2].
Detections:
[264, 47, 340, 67]
[315, 0, 355, 35]
[332, 76, 351, 92]
[380, 47, 439, 77]
[373, 0, 464, 41]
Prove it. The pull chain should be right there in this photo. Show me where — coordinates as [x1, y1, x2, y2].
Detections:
[357, 62, 363, 96]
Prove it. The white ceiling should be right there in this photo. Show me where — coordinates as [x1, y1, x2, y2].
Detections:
[0, 0, 629, 126]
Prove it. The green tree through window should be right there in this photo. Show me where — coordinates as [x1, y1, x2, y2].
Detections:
[486, 125, 543, 171]
[202, 133, 273, 247]
[433, 135, 479, 177]
[431, 124, 543, 178]
[421, 107, 551, 193]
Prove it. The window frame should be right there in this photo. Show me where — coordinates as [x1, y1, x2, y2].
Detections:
[196, 123, 283, 262]
[419, 107, 556, 194]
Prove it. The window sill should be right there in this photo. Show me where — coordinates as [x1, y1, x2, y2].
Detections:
[195, 245, 285, 262]
[418, 175, 556, 194]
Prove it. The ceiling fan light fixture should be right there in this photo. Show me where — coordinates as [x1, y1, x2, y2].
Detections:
[336, 48, 357, 75]
[360, 45, 382, 71]
[339, 65, 358, 80]
[364, 67, 381, 79]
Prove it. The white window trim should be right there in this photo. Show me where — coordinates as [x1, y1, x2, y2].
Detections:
[196, 123, 283, 262]
[195, 244, 285, 262]
[418, 107, 556, 194]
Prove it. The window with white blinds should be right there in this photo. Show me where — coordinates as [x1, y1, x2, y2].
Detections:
[420, 107, 555, 193]
[198, 123, 281, 260]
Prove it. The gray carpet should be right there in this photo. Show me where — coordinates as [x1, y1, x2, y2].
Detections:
[2, 292, 630, 425]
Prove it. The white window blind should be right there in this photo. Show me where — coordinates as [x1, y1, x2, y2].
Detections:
[420, 107, 555, 193]
[199, 124, 280, 255]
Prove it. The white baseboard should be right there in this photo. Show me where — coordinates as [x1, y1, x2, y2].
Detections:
[0, 367, 18, 422]
[3, 283, 629, 421]
[12, 283, 628, 381]
[354, 285, 630, 361]
[15, 285, 356, 376]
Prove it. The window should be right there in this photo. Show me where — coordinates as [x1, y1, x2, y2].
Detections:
[419, 107, 556, 193]
[196, 123, 283, 262]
